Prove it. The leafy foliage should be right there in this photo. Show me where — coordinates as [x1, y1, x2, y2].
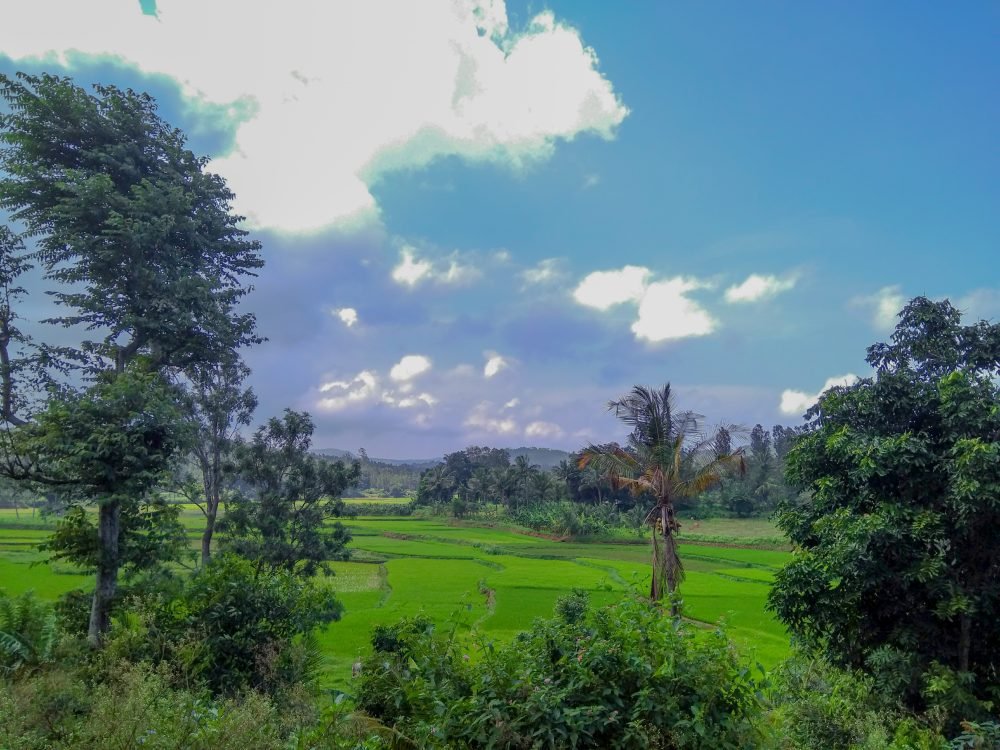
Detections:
[769, 298, 1000, 717]
[222, 410, 359, 577]
[0, 72, 263, 374]
[117, 554, 343, 697]
[0, 590, 58, 676]
[355, 591, 765, 749]
[0, 72, 263, 643]
[580, 384, 745, 603]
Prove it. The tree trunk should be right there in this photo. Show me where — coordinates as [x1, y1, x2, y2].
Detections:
[200, 454, 219, 568]
[662, 527, 681, 618]
[87, 500, 121, 647]
[201, 507, 216, 568]
[650, 503, 682, 617]
[959, 613, 971, 673]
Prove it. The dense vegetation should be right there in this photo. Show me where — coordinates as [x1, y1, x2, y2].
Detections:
[0, 74, 997, 748]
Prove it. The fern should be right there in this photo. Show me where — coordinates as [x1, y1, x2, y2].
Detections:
[0, 590, 59, 675]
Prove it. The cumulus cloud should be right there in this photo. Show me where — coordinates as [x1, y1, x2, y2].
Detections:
[573, 265, 651, 310]
[391, 248, 433, 286]
[391, 246, 481, 287]
[317, 363, 437, 412]
[397, 393, 437, 408]
[724, 273, 797, 303]
[525, 420, 564, 438]
[852, 286, 905, 330]
[390, 354, 432, 381]
[334, 307, 359, 327]
[779, 373, 859, 417]
[464, 401, 518, 434]
[631, 279, 716, 343]
[483, 352, 510, 378]
[1, 1, 629, 233]
[318, 370, 378, 410]
[572, 265, 716, 343]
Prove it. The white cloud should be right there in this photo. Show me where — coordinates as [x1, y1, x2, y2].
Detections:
[779, 373, 859, 416]
[573, 265, 651, 310]
[391, 246, 481, 287]
[317, 365, 437, 412]
[525, 420, 564, 438]
[390, 354, 432, 381]
[521, 258, 564, 286]
[957, 288, 1000, 321]
[1, 1, 629, 233]
[503, 397, 520, 410]
[465, 402, 518, 434]
[582, 173, 600, 189]
[318, 370, 378, 410]
[724, 273, 797, 303]
[483, 352, 510, 378]
[853, 286, 905, 330]
[398, 393, 437, 408]
[334, 307, 359, 327]
[631, 279, 716, 342]
[440, 258, 481, 285]
[391, 248, 433, 286]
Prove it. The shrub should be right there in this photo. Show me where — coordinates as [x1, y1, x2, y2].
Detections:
[0, 590, 59, 676]
[0, 662, 293, 749]
[355, 591, 764, 748]
[104, 553, 342, 697]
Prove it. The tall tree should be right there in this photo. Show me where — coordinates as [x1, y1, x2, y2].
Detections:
[179, 360, 257, 567]
[769, 298, 1000, 710]
[512, 454, 539, 510]
[580, 384, 744, 612]
[221, 410, 359, 577]
[0, 73, 263, 643]
[12, 368, 189, 639]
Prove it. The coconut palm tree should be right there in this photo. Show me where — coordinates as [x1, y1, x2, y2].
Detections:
[579, 384, 744, 613]
[512, 454, 539, 509]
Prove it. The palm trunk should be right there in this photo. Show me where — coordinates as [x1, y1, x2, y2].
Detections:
[87, 499, 121, 647]
[650, 502, 683, 617]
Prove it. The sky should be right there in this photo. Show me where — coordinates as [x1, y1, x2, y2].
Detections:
[1, 1, 998, 457]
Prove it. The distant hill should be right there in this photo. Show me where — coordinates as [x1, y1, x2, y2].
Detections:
[314, 446, 571, 471]
[312, 449, 439, 469]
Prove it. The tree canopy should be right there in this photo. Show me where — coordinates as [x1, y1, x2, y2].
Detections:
[769, 297, 1000, 711]
[0, 72, 263, 643]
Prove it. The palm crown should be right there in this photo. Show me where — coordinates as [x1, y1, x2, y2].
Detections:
[580, 384, 744, 607]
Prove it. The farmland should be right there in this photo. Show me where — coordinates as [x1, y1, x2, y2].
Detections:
[0, 506, 789, 688]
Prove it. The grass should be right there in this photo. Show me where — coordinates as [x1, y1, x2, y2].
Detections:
[0, 510, 792, 688]
[341, 497, 412, 505]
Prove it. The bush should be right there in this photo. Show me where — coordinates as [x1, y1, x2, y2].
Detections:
[106, 554, 342, 697]
[355, 591, 765, 748]
[0, 590, 59, 676]
[0, 661, 293, 749]
[768, 656, 943, 749]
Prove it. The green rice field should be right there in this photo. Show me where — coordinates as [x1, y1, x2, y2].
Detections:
[0, 506, 791, 689]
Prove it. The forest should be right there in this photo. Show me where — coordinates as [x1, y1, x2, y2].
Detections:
[0, 73, 998, 750]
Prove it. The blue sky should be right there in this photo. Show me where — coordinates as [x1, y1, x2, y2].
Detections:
[1, 1, 997, 456]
